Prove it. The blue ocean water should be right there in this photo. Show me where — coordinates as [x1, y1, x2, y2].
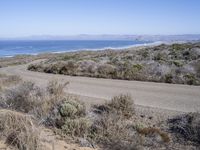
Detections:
[0, 40, 149, 57]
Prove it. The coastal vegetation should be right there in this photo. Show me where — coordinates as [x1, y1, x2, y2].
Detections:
[28, 42, 200, 85]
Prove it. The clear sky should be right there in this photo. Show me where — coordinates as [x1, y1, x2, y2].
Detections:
[0, 0, 200, 37]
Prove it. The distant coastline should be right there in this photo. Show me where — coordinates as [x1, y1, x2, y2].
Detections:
[0, 40, 153, 58]
[0, 39, 198, 58]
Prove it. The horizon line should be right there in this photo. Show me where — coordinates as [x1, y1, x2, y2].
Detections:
[1, 34, 200, 39]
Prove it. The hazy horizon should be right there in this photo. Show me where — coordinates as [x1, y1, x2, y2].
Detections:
[1, 34, 200, 42]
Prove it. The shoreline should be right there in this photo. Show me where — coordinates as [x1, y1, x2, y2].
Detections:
[0, 40, 190, 59]
[0, 41, 162, 58]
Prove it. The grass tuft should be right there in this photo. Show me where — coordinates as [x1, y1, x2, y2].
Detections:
[0, 109, 41, 150]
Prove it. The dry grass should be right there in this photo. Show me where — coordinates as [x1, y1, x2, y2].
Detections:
[0, 109, 41, 150]
[4, 81, 44, 113]
[47, 79, 69, 99]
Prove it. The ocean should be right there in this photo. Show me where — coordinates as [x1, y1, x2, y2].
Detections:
[0, 40, 150, 57]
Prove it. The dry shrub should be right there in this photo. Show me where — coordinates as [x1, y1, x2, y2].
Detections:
[34, 80, 69, 120]
[137, 127, 170, 143]
[2, 80, 68, 122]
[90, 95, 141, 150]
[97, 64, 116, 78]
[4, 81, 43, 113]
[47, 79, 69, 98]
[93, 94, 135, 119]
[0, 109, 41, 150]
[78, 60, 97, 74]
[168, 112, 200, 144]
[61, 118, 91, 137]
[59, 61, 78, 75]
[28, 63, 44, 72]
[31, 96, 57, 122]
[43, 63, 62, 74]
[107, 94, 135, 118]
[90, 111, 141, 150]
[90, 94, 170, 149]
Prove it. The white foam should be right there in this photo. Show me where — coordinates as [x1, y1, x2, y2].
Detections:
[0, 41, 160, 58]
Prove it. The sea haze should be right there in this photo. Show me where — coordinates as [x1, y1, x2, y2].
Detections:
[0, 40, 149, 57]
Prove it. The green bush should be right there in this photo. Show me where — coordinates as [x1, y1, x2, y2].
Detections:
[46, 97, 86, 132]
[61, 118, 91, 137]
[59, 98, 85, 118]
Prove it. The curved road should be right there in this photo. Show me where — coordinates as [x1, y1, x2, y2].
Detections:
[1, 60, 200, 112]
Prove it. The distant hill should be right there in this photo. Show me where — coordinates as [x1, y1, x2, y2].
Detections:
[1, 34, 200, 42]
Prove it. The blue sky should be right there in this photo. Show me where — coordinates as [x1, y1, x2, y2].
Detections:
[0, 0, 200, 37]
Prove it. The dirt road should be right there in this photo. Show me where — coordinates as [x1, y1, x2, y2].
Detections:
[1, 60, 200, 112]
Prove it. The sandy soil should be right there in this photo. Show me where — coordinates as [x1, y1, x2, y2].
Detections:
[0, 129, 97, 150]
